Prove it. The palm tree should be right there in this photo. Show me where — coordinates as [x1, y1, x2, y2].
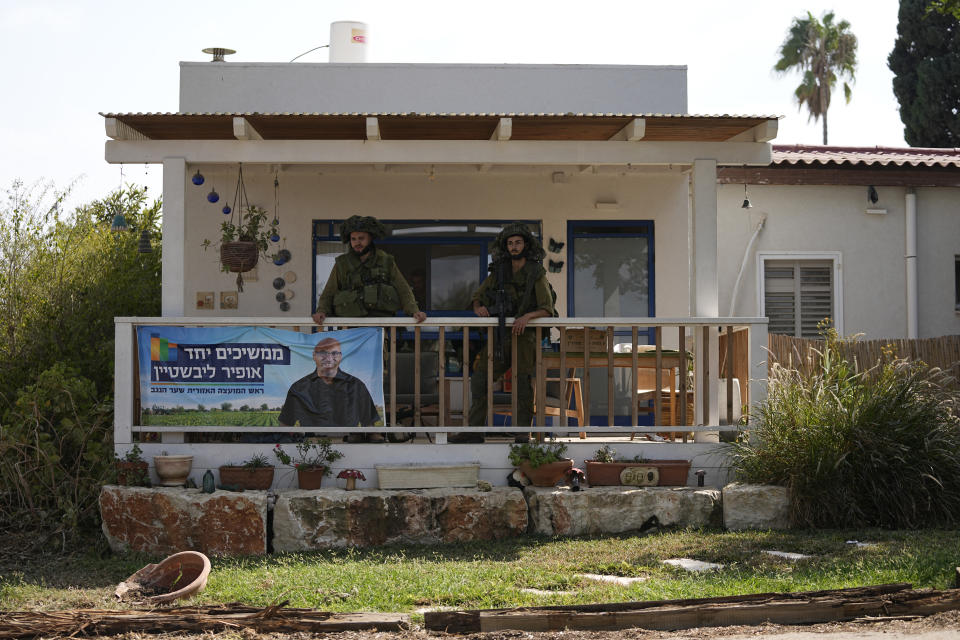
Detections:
[774, 11, 858, 145]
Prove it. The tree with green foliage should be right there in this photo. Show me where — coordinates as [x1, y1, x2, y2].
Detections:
[0, 181, 162, 400]
[888, 0, 960, 147]
[774, 10, 858, 145]
[0, 181, 162, 547]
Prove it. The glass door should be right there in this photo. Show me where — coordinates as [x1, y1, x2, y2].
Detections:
[568, 221, 655, 424]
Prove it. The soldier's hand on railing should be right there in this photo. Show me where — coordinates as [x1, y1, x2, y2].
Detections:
[473, 302, 490, 317]
[413, 311, 427, 323]
[312, 311, 326, 325]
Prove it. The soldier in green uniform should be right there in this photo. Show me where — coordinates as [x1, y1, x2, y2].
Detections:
[454, 224, 555, 444]
[312, 215, 425, 443]
[312, 215, 427, 325]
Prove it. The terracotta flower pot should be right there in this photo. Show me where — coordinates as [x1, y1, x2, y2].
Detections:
[585, 459, 692, 486]
[296, 466, 326, 490]
[117, 551, 211, 604]
[218, 465, 275, 490]
[153, 455, 193, 486]
[519, 458, 574, 487]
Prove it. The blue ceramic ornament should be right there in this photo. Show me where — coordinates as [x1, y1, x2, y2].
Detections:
[270, 233, 280, 242]
[273, 255, 285, 266]
[222, 205, 231, 215]
[206, 190, 219, 203]
[192, 170, 205, 186]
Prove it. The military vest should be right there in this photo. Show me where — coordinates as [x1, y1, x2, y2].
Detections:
[481, 261, 549, 317]
[331, 250, 402, 317]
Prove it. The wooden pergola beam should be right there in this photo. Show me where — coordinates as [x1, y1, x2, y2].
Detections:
[232, 117, 263, 141]
[105, 118, 150, 141]
[366, 117, 381, 141]
[609, 118, 646, 141]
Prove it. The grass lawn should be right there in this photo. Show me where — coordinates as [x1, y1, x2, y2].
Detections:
[1, 528, 958, 617]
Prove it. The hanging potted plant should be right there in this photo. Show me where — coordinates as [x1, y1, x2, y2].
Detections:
[201, 165, 279, 290]
[274, 439, 344, 490]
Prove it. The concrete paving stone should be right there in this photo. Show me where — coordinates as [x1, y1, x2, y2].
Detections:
[662, 558, 723, 571]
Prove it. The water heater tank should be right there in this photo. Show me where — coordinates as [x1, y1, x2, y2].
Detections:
[329, 21, 367, 63]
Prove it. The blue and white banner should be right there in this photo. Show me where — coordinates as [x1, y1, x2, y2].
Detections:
[137, 326, 384, 427]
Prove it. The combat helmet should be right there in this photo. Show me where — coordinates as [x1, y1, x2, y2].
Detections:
[340, 215, 387, 242]
[489, 223, 546, 263]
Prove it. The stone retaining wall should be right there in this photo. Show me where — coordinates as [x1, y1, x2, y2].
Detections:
[526, 486, 722, 536]
[273, 487, 528, 551]
[100, 486, 267, 556]
[99, 483, 789, 556]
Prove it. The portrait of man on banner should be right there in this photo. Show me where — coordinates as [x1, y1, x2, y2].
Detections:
[278, 335, 382, 428]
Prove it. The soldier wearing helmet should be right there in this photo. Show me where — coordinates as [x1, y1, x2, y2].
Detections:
[454, 223, 554, 443]
[313, 215, 427, 325]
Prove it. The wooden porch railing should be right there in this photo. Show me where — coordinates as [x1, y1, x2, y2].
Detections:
[114, 316, 768, 446]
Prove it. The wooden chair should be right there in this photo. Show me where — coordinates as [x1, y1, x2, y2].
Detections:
[634, 367, 680, 441]
[493, 369, 586, 439]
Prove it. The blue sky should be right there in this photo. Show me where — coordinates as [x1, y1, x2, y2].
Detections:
[1, 0, 906, 210]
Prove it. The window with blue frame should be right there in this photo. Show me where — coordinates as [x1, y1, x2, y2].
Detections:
[567, 220, 656, 425]
[567, 220, 655, 321]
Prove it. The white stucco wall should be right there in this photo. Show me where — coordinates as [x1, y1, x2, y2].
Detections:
[719, 183, 960, 340]
[184, 167, 691, 325]
[916, 187, 960, 338]
[179, 63, 688, 115]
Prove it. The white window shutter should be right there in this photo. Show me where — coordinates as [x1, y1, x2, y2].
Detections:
[764, 260, 833, 338]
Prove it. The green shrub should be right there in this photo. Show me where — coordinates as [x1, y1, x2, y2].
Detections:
[0, 364, 114, 547]
[729, 329, 960, 528]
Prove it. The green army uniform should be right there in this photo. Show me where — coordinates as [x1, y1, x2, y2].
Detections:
[468, 261, 555, 428]
[316, 248, 420, 318]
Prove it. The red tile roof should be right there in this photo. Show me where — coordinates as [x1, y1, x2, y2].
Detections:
[773, 144, 960, 168]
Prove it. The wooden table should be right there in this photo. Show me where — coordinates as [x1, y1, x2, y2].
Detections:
[539, 350, 686, 430]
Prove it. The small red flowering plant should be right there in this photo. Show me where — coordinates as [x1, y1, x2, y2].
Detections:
[274, 439, 343, 476]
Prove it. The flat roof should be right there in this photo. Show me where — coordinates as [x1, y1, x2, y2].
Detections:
[101, 112, 778, 143]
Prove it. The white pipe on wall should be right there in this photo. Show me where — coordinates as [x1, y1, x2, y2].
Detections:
[728, 214, 766, 317]
[905, 189, 918, 339]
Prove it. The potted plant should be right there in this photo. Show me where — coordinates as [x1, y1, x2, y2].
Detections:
[584, 445, 691, 486]
[337, 469, 366, 490]
[218, 453, 275, 490]
[273, 439, 344, 489]
[115, 444, 150, 487]
[202, 204, 277, 276]
[507, 441, 573, 487]
[153, 450, 194, 487]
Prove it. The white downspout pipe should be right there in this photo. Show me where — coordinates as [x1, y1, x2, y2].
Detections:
[728, 215, 766, 317]
[905, 189, 918, 339]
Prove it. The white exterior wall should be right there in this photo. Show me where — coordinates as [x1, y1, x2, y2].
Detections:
[719, 183, 960, 340]
[179, 63, 688, 114]
[184, 168, 690, 322]
[916, 187, 960, 338]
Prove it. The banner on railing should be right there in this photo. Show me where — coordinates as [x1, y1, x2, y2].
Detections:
[136, 326, 384, 427]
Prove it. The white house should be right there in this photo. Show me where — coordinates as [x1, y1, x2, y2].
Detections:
[103, 51, 960, 488]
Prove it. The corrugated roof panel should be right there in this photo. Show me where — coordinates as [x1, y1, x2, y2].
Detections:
[773, 144, 960, 168]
